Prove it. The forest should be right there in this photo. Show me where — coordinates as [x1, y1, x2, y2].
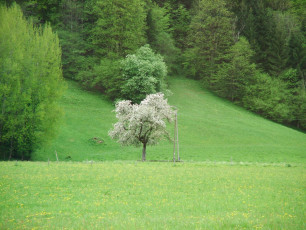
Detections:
[0, 0, 305, 159]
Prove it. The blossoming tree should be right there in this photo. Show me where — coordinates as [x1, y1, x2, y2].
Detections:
[109, 93, 174, 161]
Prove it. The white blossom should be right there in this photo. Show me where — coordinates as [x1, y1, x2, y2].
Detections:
[109, 93, 174, 160]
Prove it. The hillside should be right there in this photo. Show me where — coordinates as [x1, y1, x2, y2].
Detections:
[33, 78, 306, 163]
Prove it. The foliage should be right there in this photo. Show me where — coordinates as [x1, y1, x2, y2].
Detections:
[91, 59, 122, 100]
[234, 1, 304, 78]
[120, 45, 168, 103]
[289, 0, 306, 33]
[242, 3, 275, 74]
[280, 68, 300, 89]
[89, 0, 147, 59]
[166, 3, 191, 51]
[243, 72, 293, 124]
[294, 89, 306, 129]
[197, 0, 306, 129]
[183, 0, 234, 82]
[212, 37, 256, 102]
[1, 0, 306, 133]
[76, 58, 123, 100]
[146, 3, 180, 73]
[57, 29, 87, 80]
[15, 0, 61, 25]
[286, 30, 306, 83]
[109, 93, 174, 161]
[56, 0, 88, 80]
[76, 0, 149, 99]
[279, 69, 306, 129]
[0, 4, 64, 159]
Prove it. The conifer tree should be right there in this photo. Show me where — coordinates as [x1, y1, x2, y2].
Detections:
[183, 0, 234, 83]
[167, 3, 191, 51]
[212, 37, 256, 102]
[90, 0, 147, 59]
[57, 0, 87, 80]
[146, 3, 179, 73]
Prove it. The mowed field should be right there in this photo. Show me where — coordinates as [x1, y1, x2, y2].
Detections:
[0, 161, 305, 229]
[33, 77, 306, 163]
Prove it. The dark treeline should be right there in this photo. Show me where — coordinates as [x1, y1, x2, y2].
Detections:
[1, 0, 305, 159]
[184, 0, 305, 129]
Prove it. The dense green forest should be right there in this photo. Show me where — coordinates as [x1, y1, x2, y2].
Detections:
[0, 0, 305, 159]
[0, 3, 64, 159]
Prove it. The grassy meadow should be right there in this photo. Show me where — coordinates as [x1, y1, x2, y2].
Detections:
[2, 77, 305, 229]
[33, 77, 306, 164]
[0, 161, 305, 229]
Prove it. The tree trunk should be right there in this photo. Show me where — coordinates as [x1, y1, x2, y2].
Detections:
[9, 138, 13, 161]
[142, 142, 146, 162]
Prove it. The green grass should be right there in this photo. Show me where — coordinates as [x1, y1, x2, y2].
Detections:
[166, 77, 306, 163]
[33, 77, 306, 163]
[4, 79, 306, 228]
[32, 80, 140, 162]
[0, 161, 305, 229]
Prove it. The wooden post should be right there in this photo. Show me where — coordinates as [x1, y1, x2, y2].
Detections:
[48, 158, 50, 166]
[176, 111, 180, 161]
[173, 112, 176, 163]
[55, 151, 59, 162]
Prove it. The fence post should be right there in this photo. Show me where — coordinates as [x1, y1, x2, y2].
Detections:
[173, 112, 176, 163]
[176, 111, 180, 161]
[55, 151, 59, 162]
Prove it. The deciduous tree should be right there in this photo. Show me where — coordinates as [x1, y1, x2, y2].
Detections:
[0, 4, 64, 159]
[109, 93, 174, 161]
[121, 45, 168, 103]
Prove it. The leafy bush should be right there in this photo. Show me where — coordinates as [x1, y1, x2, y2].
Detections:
[212, 37, 256, 102]
[120, 45, 168, 103]
[243, 73, 293, 123]
[77, 58, 123, 100]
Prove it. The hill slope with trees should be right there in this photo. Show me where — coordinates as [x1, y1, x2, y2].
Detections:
[1, 0, 304, 130]
[33, 77, 306, 163]
[0, 0, 305, 160]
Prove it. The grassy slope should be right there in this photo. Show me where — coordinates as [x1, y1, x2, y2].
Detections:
[33, 78, 306, 163]
[166, 77, 306, 163]
[0, 162, 304, 229]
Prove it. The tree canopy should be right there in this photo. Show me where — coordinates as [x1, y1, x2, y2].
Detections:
[0, 4, 64, 159]
[109, 93, 174, 161]
[121, 45, 168, 104]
